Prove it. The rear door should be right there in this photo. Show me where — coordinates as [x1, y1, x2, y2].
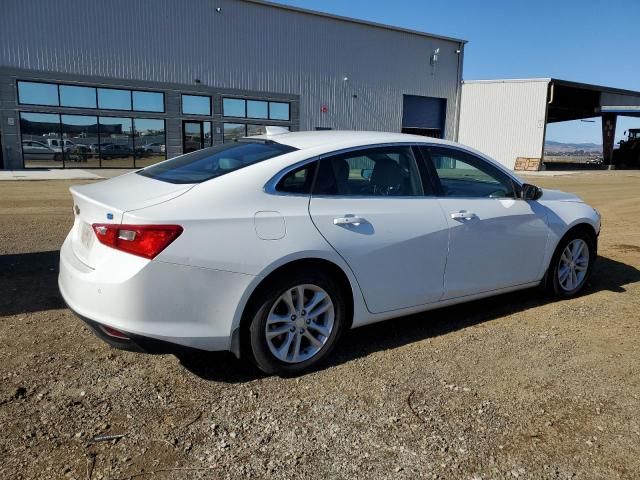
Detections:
[419, 146, 550, 299]
[308, 145, 449, 313]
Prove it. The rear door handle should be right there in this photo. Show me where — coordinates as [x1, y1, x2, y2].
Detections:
[451, 211, 477, 220]
[333, 215, 365, 226]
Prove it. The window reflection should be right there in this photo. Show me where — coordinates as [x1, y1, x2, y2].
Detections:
[182, 95, 211, 115]
[132, 91, 164, 113]
[247, 124, 267, 136]
[98, 88, 132, 110]
[269, 102, 290, 121]
[223, 98, 246, 117]
[247, 100, 268, 119]
[98, 117, 134, 167]
[20, 112, 62, 167]
[59, 85, 97, 109]
[223, 123, 246, 143]
[134, 118, 166, 167]
[60, 115, 100, 168]
[18, 81, 59, 106]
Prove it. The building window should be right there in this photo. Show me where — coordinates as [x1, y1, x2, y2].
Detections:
[17, 81, 59, 106]
[133, 91, 164, 113]
[59, 85, 97, 109]
[20, 112, 166, 169]
[223, 123, 246, 143]
[98, 88, 132, 111]
[182, 95, 211, 115]
[134, 118, 166, 167]
[20, 112, 62, 167]
[247, 124, 267, 136]
[269, 102, 290, 121]
[247, 100, 268, 119]
[60, 115, 100, 168]
[222, 98, 291, 121]
[223, 98, 246, 117]
[97, 117, 134, 167]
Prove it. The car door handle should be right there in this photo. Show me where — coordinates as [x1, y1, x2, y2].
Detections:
[451, 211, 477, 220]
[333, 215, 366, 226]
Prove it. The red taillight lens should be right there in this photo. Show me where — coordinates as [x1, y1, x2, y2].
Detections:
[92, 224, 183, 259]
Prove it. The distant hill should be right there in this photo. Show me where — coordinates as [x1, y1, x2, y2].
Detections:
[544, 140, 602, 153]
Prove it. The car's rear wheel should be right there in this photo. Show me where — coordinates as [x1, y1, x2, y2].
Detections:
[247, 271, 346, 376]
[545, 229, 596, 297]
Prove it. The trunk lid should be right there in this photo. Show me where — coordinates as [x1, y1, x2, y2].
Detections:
[69, 172, 193, 267]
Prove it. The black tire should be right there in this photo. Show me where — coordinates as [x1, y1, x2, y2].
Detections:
[544, 228, 597, 298]
[246, 270, 347, 376]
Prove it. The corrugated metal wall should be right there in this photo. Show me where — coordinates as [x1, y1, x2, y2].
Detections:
[0, 0, 463, 137]
[458, 80, 550, 169]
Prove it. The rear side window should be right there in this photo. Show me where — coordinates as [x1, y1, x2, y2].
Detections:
[313, 146, 425, 196]
[138, 141, 297, 184]
[276, 162, 317, 194]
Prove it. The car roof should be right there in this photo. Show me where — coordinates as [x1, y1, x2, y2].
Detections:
[249, 130, 455, 152]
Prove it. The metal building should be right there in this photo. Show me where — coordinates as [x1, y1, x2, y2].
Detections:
[459, 78, 640, 171]
[0, 0, 466, 170]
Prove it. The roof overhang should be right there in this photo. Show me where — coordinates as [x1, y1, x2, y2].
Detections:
[547, 79, 640, 123]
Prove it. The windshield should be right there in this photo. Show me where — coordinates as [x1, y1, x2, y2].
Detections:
[137, 141, 297, 184]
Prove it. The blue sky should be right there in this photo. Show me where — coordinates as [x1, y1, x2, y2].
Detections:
[277, 0, 640, 144]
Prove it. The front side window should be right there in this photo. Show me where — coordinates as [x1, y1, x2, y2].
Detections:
[424, 147, 516, 198]
[138, 141, 297, 184]
[313, 146, 424, 197]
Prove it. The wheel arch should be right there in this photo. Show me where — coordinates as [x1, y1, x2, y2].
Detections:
[543, 220, 599, 284]
[230, 256, 358, 358]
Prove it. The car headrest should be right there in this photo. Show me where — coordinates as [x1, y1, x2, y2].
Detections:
[370, 158, 403, 187]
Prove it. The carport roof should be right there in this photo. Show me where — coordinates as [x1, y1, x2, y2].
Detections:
[463, 78, 640, 123]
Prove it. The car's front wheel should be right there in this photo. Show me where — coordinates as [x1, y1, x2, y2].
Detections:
[545, 228, 596, 297]
[247, 271, 347, 376]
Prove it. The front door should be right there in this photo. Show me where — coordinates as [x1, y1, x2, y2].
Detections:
[308, 145, 450, 314]
[183, 121, 204, 153]
[421, 146, 550, 299]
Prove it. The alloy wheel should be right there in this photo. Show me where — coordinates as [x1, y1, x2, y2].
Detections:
[264, 284, 335, 364]
[557, 238, 590, 292]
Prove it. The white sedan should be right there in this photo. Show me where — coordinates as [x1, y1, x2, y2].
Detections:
[59, 130, 601, 375]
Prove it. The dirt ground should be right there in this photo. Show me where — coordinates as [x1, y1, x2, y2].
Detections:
[1, 172, 639, 480]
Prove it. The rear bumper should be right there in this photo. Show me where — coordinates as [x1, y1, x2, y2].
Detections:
[68, 304, 193, 354]
[58, 233, 255, 352]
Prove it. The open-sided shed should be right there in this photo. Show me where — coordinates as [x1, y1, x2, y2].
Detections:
[458, 78, 640, 170]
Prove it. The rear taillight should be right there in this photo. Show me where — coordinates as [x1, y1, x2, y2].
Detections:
[92, 224, 183, 259]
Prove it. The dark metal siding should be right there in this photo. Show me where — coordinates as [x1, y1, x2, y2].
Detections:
[1, 0, 462, 130]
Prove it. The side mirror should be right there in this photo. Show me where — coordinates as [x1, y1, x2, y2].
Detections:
[521, 183, 543, 201]
[361, 168, 373, 180]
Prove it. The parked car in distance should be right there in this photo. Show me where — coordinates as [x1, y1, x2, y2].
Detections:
[99, 144, 131, 159]
[47, 138, 79, 154]
[22, 140, 57, 160]
[141, 143, 165, 154]
[59, 130, 601, 376]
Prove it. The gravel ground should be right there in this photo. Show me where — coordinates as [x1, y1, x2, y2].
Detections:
[1, 172, 639, 479]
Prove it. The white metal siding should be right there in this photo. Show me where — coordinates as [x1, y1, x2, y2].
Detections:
[0, 0, 463, 137]
[458, 80, 550, 169]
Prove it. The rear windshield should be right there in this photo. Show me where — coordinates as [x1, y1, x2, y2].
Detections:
[137, 141, 297, 184]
